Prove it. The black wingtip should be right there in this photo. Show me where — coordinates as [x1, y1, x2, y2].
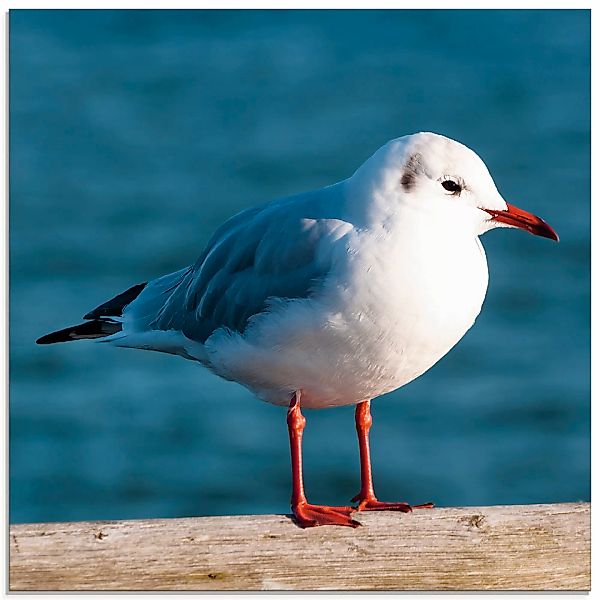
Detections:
[36, 321, 121, 345]
[83, 282, 147, 320]
[36, 328, 76, 344]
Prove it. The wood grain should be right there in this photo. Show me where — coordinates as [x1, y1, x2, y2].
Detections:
[9, 502, 590, 591]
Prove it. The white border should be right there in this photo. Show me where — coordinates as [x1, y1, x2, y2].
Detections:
[0, 1, 595, 8]
[0, 3, 592, 598]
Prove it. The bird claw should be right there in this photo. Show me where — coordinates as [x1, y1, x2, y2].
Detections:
[292, 502, 361, 528]
[352, 494, 434, 512]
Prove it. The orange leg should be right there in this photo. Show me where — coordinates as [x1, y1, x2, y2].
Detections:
[352, 400, 434, 512]
[288, 392, 360, 528]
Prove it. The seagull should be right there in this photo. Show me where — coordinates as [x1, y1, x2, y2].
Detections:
[37, 132, 558, 528]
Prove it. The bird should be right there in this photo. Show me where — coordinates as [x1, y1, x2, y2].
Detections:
[37, 132, 558, 528]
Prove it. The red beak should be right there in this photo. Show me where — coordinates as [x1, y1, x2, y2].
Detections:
[484, 203, 559, 242]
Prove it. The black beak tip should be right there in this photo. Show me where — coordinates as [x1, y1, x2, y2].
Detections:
[541, 224, 560, 242]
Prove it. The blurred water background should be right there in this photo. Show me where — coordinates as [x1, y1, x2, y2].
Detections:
[10, 9, 590, 524]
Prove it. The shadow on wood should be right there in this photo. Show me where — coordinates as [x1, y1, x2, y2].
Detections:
[9, 502, 590, 591]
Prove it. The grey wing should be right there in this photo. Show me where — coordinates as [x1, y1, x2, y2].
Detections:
[141, 201, 352, 344]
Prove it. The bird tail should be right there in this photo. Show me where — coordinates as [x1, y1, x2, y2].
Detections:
[36, 320, 122, 345]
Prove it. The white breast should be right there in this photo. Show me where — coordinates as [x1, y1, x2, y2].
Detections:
[204, 221, 489, 409]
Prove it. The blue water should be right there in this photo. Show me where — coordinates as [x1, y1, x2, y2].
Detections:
[10, 9, 590, 524]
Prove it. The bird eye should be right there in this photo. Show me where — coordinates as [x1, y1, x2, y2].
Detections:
[441, 179, 462, 194]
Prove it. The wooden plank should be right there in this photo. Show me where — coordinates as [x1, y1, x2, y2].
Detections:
[9, 502, 590, 591]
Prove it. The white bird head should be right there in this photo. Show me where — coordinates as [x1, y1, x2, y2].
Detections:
[350, 132, 558, 241]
